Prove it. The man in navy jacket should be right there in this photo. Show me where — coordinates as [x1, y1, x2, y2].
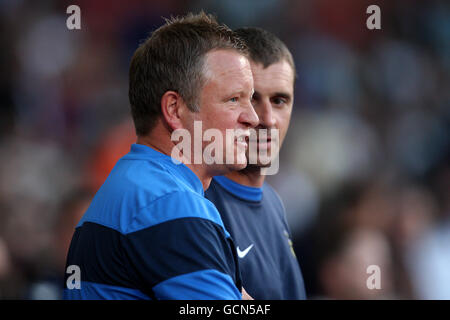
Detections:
[206, 27, 307, 300]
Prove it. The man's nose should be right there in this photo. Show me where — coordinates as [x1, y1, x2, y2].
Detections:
[239, 99, 259, 128]
[258, 99, 276, 128]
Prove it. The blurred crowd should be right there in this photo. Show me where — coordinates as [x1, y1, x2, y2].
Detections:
[0, 0, 449, 299]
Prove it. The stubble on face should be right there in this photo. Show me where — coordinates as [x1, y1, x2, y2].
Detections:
[244, 60, 295, 171]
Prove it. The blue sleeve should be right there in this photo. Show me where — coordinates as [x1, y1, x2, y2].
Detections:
[122, 192, 242, 300]
[153, 269, 241, 300]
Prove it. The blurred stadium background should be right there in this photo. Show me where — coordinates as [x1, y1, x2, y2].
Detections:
[0, 0, 449, 299]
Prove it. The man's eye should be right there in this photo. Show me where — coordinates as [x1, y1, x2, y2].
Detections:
[272, 97, 286, 105]
[230, 97, 238, 102]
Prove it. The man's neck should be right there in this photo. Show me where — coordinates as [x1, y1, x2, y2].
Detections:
[225, 166, 265, 188]
[136, 130, 213, 191]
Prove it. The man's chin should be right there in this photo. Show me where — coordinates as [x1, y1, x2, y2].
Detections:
[246, 154, 274, 168]
[210, 160, 248, 176]
[229, 162, 248, 172]
[241, 161, 271, 172]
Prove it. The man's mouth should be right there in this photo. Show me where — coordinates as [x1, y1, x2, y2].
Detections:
[235, 134, 249, 149]
[249, 136, 272, 149]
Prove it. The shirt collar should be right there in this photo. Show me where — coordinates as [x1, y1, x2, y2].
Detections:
[126, 143, 204, 196]
[213, 175, 263, 202]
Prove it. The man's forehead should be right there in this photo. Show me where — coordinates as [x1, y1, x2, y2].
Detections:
[206, 49, 250, 68]
[250, 60, 294, 93]
[203, 50, 252, 89]
[250, 59, 294, 78]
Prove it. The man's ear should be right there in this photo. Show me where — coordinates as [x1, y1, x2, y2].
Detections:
[160, 91, 185, 131]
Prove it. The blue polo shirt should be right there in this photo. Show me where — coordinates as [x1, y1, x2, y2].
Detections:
[63, 144, 242, 300]
[205, 176, 307, 300]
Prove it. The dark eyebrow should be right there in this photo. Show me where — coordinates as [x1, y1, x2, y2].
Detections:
[252, 91, 292, 101]
[272, 92, 292, 101]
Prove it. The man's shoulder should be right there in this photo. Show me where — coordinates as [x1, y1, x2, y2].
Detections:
[262, 182, 284, 208]
[114, 155, 186, 192]
[78, 157, 222, 234]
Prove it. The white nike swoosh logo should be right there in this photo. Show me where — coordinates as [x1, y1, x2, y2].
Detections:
[237, 244, 254, 258]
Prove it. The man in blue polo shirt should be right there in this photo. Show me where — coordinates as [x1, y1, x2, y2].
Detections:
[206, 28, 307, 299]
[63, 13, 258, 300]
